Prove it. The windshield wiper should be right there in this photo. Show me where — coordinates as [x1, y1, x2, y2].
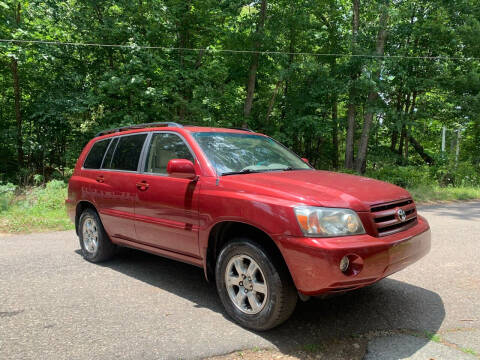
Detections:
[221, 167, 305, 176]
[221, 169, 263, 176]
[269, 167, 304, 171]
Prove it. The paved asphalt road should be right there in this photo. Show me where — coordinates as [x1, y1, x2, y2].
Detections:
[1, 202, 479, 360]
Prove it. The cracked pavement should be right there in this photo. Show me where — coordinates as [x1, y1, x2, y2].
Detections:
[0, 201, 479, 359]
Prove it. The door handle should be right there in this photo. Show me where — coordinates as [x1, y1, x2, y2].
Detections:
[136, 181, 150, 191]
[96, 176, 104, 183]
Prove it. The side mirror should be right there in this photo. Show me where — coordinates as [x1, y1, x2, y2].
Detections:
[301, 158, 310, 164]
[167, 159, 197, 179]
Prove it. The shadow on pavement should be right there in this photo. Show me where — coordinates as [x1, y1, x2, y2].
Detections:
[419, 201, 480, 221]
[87, 248, 445, 359]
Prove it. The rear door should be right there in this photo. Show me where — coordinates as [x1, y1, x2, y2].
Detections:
[94, 133, 148, 241]
[133, 132, 201, 257]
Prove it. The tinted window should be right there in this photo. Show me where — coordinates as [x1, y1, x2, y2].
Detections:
[145, 133, 194, 174]
[83, 139, 111, 169]
[101, 137, 119, 169]
[109, 134, 147, 171]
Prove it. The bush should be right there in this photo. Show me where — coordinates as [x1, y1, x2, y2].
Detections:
[33, 174, 44, 186]
[362, 163, 480, 189]
[408, 185, 480, 203]
[365, 166, 432, 188]
[0, 182, 17, 211]
[51, 168, 74, 182]
[32, 180, 68, 210]
[0, 180, 71, 233]
[436, 162, 480, 187]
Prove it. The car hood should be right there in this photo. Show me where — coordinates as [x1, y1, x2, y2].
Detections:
[220, 170, 411, 212]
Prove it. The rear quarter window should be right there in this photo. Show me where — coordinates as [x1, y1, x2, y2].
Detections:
[101, 137, 119, 169]
[83, 139, 111, 169]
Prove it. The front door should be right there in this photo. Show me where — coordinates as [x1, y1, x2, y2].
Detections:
[134, 132, 200, 257]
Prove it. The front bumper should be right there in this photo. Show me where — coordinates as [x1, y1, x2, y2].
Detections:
[276, 215, 431, 295]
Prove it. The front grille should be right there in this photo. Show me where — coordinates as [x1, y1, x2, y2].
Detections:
[370, 198, 417, 236]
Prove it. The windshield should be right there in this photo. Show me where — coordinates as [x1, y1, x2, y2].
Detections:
[192, 132, 311, 175]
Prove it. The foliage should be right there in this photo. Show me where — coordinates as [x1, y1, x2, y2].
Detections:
[32, 179, 68, 210]
[366, 166, 432, 188]
[407, 185, 480, 203]
[432, 161, 480, 187]
[0, 0, 479, 185]
[0, 180, 73, 232]
[365, 162, 480, 188]
[0, 182, 16, 211]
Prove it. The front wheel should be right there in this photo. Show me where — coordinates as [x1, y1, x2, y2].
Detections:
[215, 238, 297, 331]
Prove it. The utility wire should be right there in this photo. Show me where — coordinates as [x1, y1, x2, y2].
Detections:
[1, 38, 479, 61]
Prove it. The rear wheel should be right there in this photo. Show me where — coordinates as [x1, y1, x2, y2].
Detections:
[78, 208, 115, 263]
[215, 237, 297, 331]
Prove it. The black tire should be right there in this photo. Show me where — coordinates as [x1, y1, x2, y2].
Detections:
[215, 237, 297, 331]
[78, 208, 116, 263]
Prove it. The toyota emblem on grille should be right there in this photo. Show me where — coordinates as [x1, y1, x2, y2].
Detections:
[396, 208, 407, 222]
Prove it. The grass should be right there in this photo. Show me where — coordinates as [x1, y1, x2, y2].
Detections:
[408, 185, 480, 203]
[420, 331, 479, 357]
[0, 180, 479, 234]
[423, 331, 442, 343]
[0, 180, 74, 233]
[461, 347, 478, 356]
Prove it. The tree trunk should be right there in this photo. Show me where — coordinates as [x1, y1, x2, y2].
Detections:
[243, 0, 267, 127]
[474, 118, 480, 166]
[390, 91, 403, 151]
[344, 0, 360, 169]
[11, 2, 23, 166]
[391, 129, 398, 151]
[281, 26, 296, 123]
[355, 93, 376, 172]
[450, 129, 456, 152]
[265, 80, 282, 127]
[332, 99, 339, 170]
[409, 135, 434, 165]
[441, 126, 446, 152]
[404, 91, 417, 162]
[345, 97, 356, 169]
[398, 124, 406, 156]
[398, 92, 412, 157]
[455, 129, 461, 165]
[176, 1, 193, 122]
[404, 125, 409, 160]
[354, 2, 389, 173]
[11, 58, 23, 166]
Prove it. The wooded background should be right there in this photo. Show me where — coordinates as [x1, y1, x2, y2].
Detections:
[1, 0, 479, 186]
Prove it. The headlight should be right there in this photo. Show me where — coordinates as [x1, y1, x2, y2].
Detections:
[294, 206, 365, 237]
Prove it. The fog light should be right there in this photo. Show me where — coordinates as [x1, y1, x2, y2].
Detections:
[340, 256, 350, 273]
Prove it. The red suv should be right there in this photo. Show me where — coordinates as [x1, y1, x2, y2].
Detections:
[66, 122, 431, 330]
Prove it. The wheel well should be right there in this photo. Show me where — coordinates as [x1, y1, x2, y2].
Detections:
[75, 201, 97, 235]
[206, 221, 292, 282]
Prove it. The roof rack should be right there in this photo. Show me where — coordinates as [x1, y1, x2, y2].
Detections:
[95, 122, 183, 137]
[228, 127, 256, 133]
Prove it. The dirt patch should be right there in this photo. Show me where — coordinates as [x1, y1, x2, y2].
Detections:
[207, 338, 368, 360]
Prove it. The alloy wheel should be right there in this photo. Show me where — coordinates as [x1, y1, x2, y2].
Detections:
[82, 217, 99, 254]
[225, 254, 268, 314]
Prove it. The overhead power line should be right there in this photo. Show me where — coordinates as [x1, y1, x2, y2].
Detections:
[1, 38, 479, 61]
